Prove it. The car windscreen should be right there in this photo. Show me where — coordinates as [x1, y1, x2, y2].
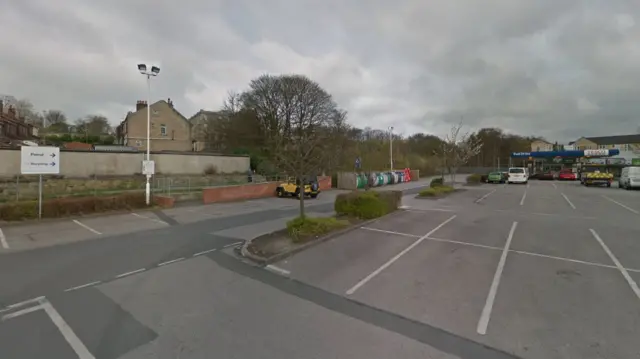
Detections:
[489, 172, 501, 176]
[509, 168, 525, 174]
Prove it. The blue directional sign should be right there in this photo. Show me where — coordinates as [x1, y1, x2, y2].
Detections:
[511, 149, 619, 158]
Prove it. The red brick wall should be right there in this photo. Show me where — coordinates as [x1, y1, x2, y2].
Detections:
[203, 182, 279, 204]
[153, 195, 175, 208]
[318, 176, 332, 191]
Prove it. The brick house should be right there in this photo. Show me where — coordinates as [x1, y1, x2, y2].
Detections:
[116, 98, 193, 152]
[0, 100, 38, 147]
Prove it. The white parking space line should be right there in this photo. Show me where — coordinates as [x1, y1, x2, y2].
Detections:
[115, 268, 146, 278]
[224, 241, 243, 248]
[131, 212, 169, 225]
[158, 258, 185, 267]
[360, 227, 421, 238]
[406, 208, 457, 213]
[425, 237, 503, 251]
[346, 215, 457, 295]
[589, 229, 640, 301]
[0, 227, 8, 249]
[475, 189, 497, 203]
[193, 248, 217, 256]
[64, 281, 101, 292]
[6, 296, 45, 309]
[526, 182, 530, 188]
[477, 221, 518, 335]
[519, 190, 527, 206]
[602, 195, 639, 214]
[1, 305, 43, 320]
[561, 193, 576, 209]
[266, 264, 291, 276]
[40, 299, 96, 359]
[72, 220, 102, 235]
[551, 182, 557, 189]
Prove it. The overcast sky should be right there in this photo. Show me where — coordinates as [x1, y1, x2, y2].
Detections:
[1, 0, 639, 142]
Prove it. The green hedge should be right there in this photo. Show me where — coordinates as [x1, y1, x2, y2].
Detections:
[430, 177, 444, 188]
[0, 193, 149, 221]
[466, 173, 483, 184]
[418, 185, 455, 197]
[286, 216, 349, 243]
[334, 190, 401, 219]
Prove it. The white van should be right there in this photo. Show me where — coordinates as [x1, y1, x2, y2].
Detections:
[507, 167, 528, 184]
[619, 166, 640, 189]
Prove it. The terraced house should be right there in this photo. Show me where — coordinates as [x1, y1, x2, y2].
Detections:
[116, 98, 194, 152]
[0, 100, 38, 148]
[572, 134, 640, 152]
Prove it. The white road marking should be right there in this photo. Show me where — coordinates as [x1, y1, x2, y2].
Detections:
[346, 215, 457, 295]
[475, 189, 497, 203]
[526, 182, 530, 188]
[492, 209, 597, 220]
[266, 264, 291, 276]
[360, 227, 421, 238]
[224, 241, 243, 248]
[6, 296, 45, 309]
[477, 221, 518, 335]
[0, 228, 8, 249]
[589, 229, 640, 301]
[131, 212, 169, 225]
[64, 281, 101, 292]
[193, 248, 217, 256]
[602, 195, 639, 214]
[425, 237, 503, 251]
[551, 182, 557, 189]
[2, 304, 43, 320]
[115, 268, 146, 278]
[40, 299, 96, 359]
[72, 220, 102, 235]
[519, 190, 527, 206]
[407, 208, 457, 213]
[158, 258, 185, 267]
[561, 193, 576, 209]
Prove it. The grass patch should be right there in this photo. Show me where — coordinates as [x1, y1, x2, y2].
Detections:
[430, 177, 444, 188]
[418, 185, 455, 197]
[286, 216, 350, 243]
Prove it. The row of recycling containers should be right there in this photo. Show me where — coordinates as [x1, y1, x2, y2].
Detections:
[355, 168, 413, 189]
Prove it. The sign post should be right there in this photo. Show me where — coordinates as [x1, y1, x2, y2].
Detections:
[20, 146, 60, 219]
[142, 160, 155, 205]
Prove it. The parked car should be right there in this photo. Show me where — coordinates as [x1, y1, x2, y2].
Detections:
[539, 172, 554, 180]
[487, 172, 505, 184]
[507, 167, 528, 184]
[558, 170, 577, 181]
[618, 166, 640, 190]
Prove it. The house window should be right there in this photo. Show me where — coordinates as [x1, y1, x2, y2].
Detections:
[160, 124, 167, 136]
[598, 145, 606, 149]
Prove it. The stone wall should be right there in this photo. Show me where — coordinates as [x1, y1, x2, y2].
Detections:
[0, 149, 250, 178]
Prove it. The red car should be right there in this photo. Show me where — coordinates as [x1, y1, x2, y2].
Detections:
[558, 171, 577, 181]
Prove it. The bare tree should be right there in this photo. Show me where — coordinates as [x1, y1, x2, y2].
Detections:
[240, 74, 346, 218]
[442, 121, 483, 183]
[83, 115, 111, 135]
[42, 110, 68, 133]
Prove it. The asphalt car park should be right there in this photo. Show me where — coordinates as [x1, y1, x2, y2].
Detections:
[274, 180, 640, 359]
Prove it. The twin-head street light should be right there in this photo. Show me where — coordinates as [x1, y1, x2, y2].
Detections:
[137, 63, 160, 205]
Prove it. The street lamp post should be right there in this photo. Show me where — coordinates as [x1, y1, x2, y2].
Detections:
[389, 126, 394, 171]
[137, 63, 160, 205]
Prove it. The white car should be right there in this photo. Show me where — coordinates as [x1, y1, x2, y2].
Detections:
[507, 167, 528, 184]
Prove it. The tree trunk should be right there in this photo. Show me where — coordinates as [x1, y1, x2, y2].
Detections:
[299, 182, 306, 218]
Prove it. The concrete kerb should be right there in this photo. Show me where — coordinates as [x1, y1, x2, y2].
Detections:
[241, 209, 409, 266]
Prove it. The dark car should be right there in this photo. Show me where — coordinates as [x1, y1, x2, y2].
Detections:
[539, 172, 554, 180]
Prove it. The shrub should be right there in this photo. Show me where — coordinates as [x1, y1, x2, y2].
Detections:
[203, 165, 218, 175]
[286, 216, 349, 243]
[466, 173, 483, 184]
[430, 177, 444, 188]
[0, 193, 149, 221]
[334, 190, 401, 219]
[418, 185, 455, 197]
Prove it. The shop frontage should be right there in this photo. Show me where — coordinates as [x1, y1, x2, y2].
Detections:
[511, 149, 621, 175]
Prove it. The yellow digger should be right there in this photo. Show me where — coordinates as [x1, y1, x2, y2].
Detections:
[275, 177, 320, 199]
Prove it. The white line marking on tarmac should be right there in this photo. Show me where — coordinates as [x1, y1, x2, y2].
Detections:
[40, 299, 96, 359]
[72, 220, 102, 235]
[346, 215, 457, 295]
[526, 182, 530, 188]
[193, 248, 217, 256]
[6, 296, 45, 309]
[2, 304, 43, 320]
[477, 221, 518, 335]
[360, 227, 421, 238]
[519, 190, 527, 206]
[0, 228, 8, 249]
[551, 182, 557, 189]
[224, 241, 243, 248]
[115, 268, 146, 278]
[158, 258, 185, 267]
[131, 212, 169, 225]
[602, 196, 639, 214]
[425, 237, 503, 251]
[266, 265, 291, 276]
[407, 208, 457, 213]
[64, 281, 101, 292]
[561, 193, 576, 209]
[475, 189, 496, 203]
[589, 229, 640, 301]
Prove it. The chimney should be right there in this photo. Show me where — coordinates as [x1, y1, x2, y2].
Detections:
[136, 100, 147, 111]
[167, 98, 173, 108]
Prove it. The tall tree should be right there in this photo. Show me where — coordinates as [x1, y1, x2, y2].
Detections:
[442, 122, 483, 182]
[42, 110, 69, 133]
[239, 74, 346, 218]
[83, 115, 111, 136]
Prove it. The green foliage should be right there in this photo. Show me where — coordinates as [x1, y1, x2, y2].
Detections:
[286, 216, 349, 243]
[334, 190, 401, 219]
[466, 173, 483, 184]
[418, 185, 455, 197]
[430, 177, 444, 188]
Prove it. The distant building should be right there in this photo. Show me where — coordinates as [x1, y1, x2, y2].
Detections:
[187, 110, 225, 152]
[0, 100, 38, 148]
[530, 139, 554, 152]
[573, 135, 640, 152]
[116, 98, 192, 152]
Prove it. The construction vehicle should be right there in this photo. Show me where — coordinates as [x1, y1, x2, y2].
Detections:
[581, 170, 613, 187]
[275, 177, 320, 199]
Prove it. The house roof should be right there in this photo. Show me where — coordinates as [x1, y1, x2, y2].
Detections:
[187, 110, 223, 124]
[584, 134, 640, 145]
[125, 100, 189, 125]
